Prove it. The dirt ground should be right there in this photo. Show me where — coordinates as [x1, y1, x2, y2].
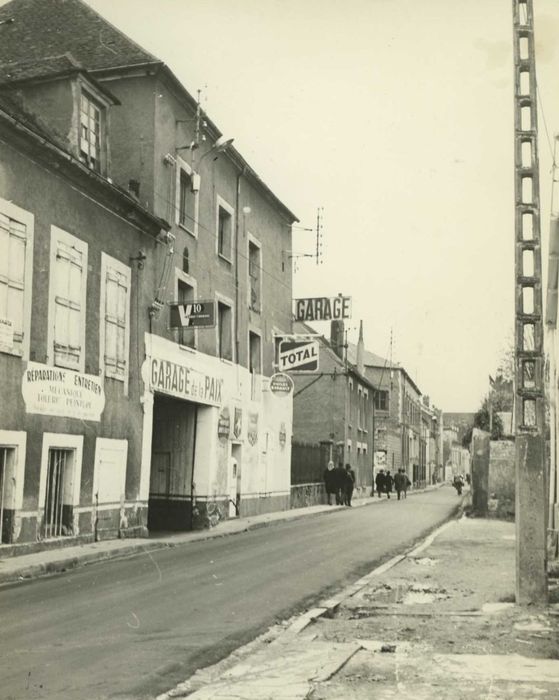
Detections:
[313, 517, 559, 659]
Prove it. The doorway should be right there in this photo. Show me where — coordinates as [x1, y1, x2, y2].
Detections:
[229, 444, 242, 517]
[148, 394, 197, 531]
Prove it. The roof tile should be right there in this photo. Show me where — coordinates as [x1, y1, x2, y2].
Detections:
[0, 0, 159, 72]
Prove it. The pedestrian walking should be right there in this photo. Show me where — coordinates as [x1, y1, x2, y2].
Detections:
[323, 461, 337, 505]
[334, 463, 346, 504]
[375, 469, 385, 498]
[343, 463, 356, 506]
[384, 470, 394, 499]
[403, 471, 411, 498]
[394, 469, 405, 500]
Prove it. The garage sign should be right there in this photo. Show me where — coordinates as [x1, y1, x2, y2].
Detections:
[294, 296, 351, 322]
[279, 339, 319, 371]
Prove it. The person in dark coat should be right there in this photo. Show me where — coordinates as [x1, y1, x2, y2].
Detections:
[334, 463, 346, 504]
[323, 461, 337, 505]
[343, 464, 356, 506]
[375, 469, 385, 498]
[384, 470, 394, 499]
[394, 469, 405, 500]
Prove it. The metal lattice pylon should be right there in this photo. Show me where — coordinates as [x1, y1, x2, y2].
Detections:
[512, 0, 548, 604]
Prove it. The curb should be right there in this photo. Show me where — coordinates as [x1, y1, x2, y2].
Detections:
[0, 485, 449, 586]
[281, 514, 458, 635]
[0, 502, 371, 585]
[0, 540, 169, 585]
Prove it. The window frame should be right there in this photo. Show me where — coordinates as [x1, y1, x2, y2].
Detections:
[215, 292, 235, 362]
[247, 233, 262, 313]
[99, 253, 131, 392]
[374, 389, 389, 411]
[175, 156, 199, 238]
[216, 195, 235, 263]
[48, 226, 88, 373]
[78, 87, 105, 174]
[248, 327, 263, 375]
[0, 430, 27, 538]
[248, 327, 262, 400]
[0, 198, 34, 359]
[173, 267, 198, 350]
[38, 432, 84, 535]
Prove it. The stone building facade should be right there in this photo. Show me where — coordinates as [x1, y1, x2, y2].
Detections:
[0, 0, 297, 547]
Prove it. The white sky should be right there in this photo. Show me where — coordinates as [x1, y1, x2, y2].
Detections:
[33, 1, 559, 410]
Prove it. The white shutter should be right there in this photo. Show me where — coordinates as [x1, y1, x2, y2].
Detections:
[54, 239, 83, 368]
[104, 273, 118, 371]
[0, 214, 26, 350]
[116, 277, 127, 373]
[103, 261, 130, 380]
[9, 227, 26, 340]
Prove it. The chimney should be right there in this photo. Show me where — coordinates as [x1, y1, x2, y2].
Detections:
[356, 320, 364, 375]
[331, 319, 345, 360]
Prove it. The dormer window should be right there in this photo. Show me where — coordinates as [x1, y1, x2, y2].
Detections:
[79, 92, 103, 172]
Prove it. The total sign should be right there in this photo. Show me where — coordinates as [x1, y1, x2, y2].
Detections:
[279, 339, 319, 372]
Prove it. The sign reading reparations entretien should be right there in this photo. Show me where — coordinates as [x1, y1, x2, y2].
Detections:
[22, 362, 105, 421]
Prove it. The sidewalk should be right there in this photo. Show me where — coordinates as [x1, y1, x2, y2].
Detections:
[159, 512, 559, 700]
[0, 489, 400, 585]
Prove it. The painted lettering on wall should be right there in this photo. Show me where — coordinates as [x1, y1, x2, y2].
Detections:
[22, 361, 105, 421]
[150, 358, 223, 406]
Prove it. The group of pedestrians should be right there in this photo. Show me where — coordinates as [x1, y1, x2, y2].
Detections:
[375, 468, 411, 500]
[323, 462, 356, 506]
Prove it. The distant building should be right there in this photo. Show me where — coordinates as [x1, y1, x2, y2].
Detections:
[443, 424, 470, 480]
[443, 412, 475, 445]
[346, 344, 443, 487]
[290, 320, 376, 501]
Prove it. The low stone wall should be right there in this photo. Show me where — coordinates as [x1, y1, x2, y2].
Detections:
[290, 483, 327, 509]
[489, 439, 515, 520]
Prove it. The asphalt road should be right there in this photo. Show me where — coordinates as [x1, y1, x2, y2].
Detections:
[1, 487, 460, 700]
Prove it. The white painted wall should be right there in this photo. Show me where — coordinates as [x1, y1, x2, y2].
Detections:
[141, 333, 293, 505]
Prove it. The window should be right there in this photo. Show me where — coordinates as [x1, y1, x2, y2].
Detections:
[249, 331, 262, 399]
[248, 237, 261, 312]
[100, 254, 131, 384]
[39, 433, 83, 539]
[175, 158, 198, 236]
[49, 227, 88, 371]
[0, 201, 33, 357]
[216, 196, 234, 261]
[0, 431, 26, 544]
[177, 279, 195, 349]
[249, 331, 261, 374]
[273, 333, 283, 370]
[0, 446, 15, 543]
[217, 300, 233, 361]
[357, 387, 363, 429]
[79, 92, 103, 172]
[375, 390, 389, 411]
